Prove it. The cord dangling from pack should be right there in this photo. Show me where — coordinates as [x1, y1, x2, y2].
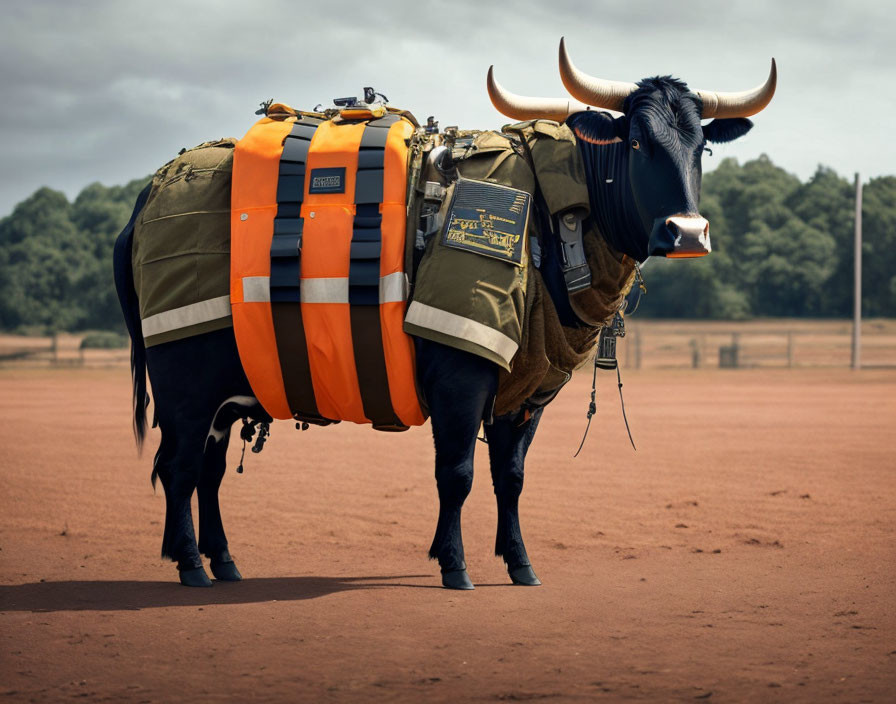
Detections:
[573, 357, 599, 458]
[616, 363, 636, 451]
[574, 312, 636, 456]
[624, 261, 648, 316]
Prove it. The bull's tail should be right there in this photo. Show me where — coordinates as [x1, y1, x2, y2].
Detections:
[113, 183, 152, 453]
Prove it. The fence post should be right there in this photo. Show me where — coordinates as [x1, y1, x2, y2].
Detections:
[719, 333, 740, 369]
[852, 172, 862, 370]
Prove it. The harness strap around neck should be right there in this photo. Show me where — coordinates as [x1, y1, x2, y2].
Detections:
[505, 125, 589, 328]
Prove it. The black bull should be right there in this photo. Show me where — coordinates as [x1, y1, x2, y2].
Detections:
[114, 57, 774, 589]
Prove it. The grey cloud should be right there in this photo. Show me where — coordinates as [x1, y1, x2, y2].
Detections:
[1, 0, 894, 216]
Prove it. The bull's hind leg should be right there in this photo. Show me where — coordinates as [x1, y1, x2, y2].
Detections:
[153, 424, 211, 587]
[197, 395, 267, 582]
[146, 329, 255, 587]
[419, 342, 498, 590]
[198, 427, 241, 581]
[485, 407, 543, 586]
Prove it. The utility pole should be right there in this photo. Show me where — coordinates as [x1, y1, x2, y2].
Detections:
[852, 173, 862, 370]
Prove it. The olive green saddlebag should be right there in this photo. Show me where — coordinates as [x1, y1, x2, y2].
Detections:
[132, 139, 236, 347]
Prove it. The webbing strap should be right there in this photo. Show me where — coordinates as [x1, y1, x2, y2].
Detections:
[350, 116, 405, 429]
[270, 118, 329, 423]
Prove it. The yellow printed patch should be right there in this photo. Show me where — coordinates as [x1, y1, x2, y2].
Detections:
[441, 179, 530, 266]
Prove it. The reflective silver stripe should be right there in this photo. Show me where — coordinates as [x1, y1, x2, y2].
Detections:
[141, 295, 231, 338]
[301, 278, 348, 304]
[242, 276, 270, 303]
[298, 274, 409, 304]
[404, 301, 518, 364]
[379, 272, 408, 303]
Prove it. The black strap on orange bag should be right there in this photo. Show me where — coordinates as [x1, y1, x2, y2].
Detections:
[270, 118, 333, 425]
[350, 115, 406, 430]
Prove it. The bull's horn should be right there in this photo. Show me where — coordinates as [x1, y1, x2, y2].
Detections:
[695, 59, 777, 118]
[487, 66, 590, 122]
[558, 37, 638, 112]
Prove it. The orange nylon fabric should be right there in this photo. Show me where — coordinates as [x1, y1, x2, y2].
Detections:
[301, 120, 368, 423]
[230, 114, 425, 427]
[380, 120, 425, 427]
[230, 117, 294, 420]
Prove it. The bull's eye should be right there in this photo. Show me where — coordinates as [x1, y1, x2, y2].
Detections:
[631, 139, 641, 150]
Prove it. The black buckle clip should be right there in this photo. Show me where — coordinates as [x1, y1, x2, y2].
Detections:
[557, 212, 591, 293]
[596, 313, 625, 370]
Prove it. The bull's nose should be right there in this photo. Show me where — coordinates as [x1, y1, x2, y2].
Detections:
[667, 216, 709, 240]
[647, 215, 711, 258]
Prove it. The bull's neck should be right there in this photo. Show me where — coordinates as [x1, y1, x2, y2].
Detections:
[578, 140, 646, 262]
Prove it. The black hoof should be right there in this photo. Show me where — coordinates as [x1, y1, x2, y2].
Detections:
[509, 564, 541, 586]
[441, 569, 475, 590]
[179, 566, 213, 587]
[210, 560, 242, 581]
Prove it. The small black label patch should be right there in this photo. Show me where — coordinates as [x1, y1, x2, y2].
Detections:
[308, 167, 346, 194]
[441, 178, 530, 266]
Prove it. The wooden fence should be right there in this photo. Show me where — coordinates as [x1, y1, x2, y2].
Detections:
[0, 333, 129, 368]
[2, 320, 895, 370]
[622, 319, 896, 369]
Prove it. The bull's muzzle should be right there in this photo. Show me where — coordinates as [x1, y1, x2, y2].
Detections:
[647, 215, 711, 258]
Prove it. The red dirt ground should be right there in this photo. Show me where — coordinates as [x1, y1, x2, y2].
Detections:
[0, 367, 894, 702]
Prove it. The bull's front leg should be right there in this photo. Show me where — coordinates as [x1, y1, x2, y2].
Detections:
[418, 341, 498, 590]
[485, 407, 543, 586]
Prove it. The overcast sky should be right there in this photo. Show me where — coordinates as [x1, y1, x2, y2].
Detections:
[1, 0, 893, 216]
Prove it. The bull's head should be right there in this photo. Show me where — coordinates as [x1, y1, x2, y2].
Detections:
[487, 38, 776, 261]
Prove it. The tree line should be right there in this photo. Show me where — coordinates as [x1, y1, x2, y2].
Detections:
[638, 156, 895, 319]
[0, 178, 148, 334]
[0, 155, 893, 334]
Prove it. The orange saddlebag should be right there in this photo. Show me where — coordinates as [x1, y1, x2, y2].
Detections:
[230, 111, 425, 430]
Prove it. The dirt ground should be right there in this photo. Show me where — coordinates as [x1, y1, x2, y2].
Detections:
[0, 366, 893, 702]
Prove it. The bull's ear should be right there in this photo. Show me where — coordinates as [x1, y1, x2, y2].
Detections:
[567, 110, 626, 145]
[703, 117, 753, 143]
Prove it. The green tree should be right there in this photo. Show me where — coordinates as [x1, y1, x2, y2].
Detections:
[0, 179, 148, 332]
[862, 176, 896, 316]
[641, 155, 847, 319]
[71, 178, 148, 329]
[0, 188, 86, 331]
[786, 167, 854, 315]
[740, 218, 836, 316]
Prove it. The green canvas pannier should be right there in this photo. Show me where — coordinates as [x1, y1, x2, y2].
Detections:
[132, 139, 236, 347]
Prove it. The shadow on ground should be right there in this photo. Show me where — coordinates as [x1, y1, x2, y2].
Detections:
[0, 574, 438, 612]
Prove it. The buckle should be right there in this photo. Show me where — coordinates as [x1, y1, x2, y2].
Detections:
[557, 212, 591, 293]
